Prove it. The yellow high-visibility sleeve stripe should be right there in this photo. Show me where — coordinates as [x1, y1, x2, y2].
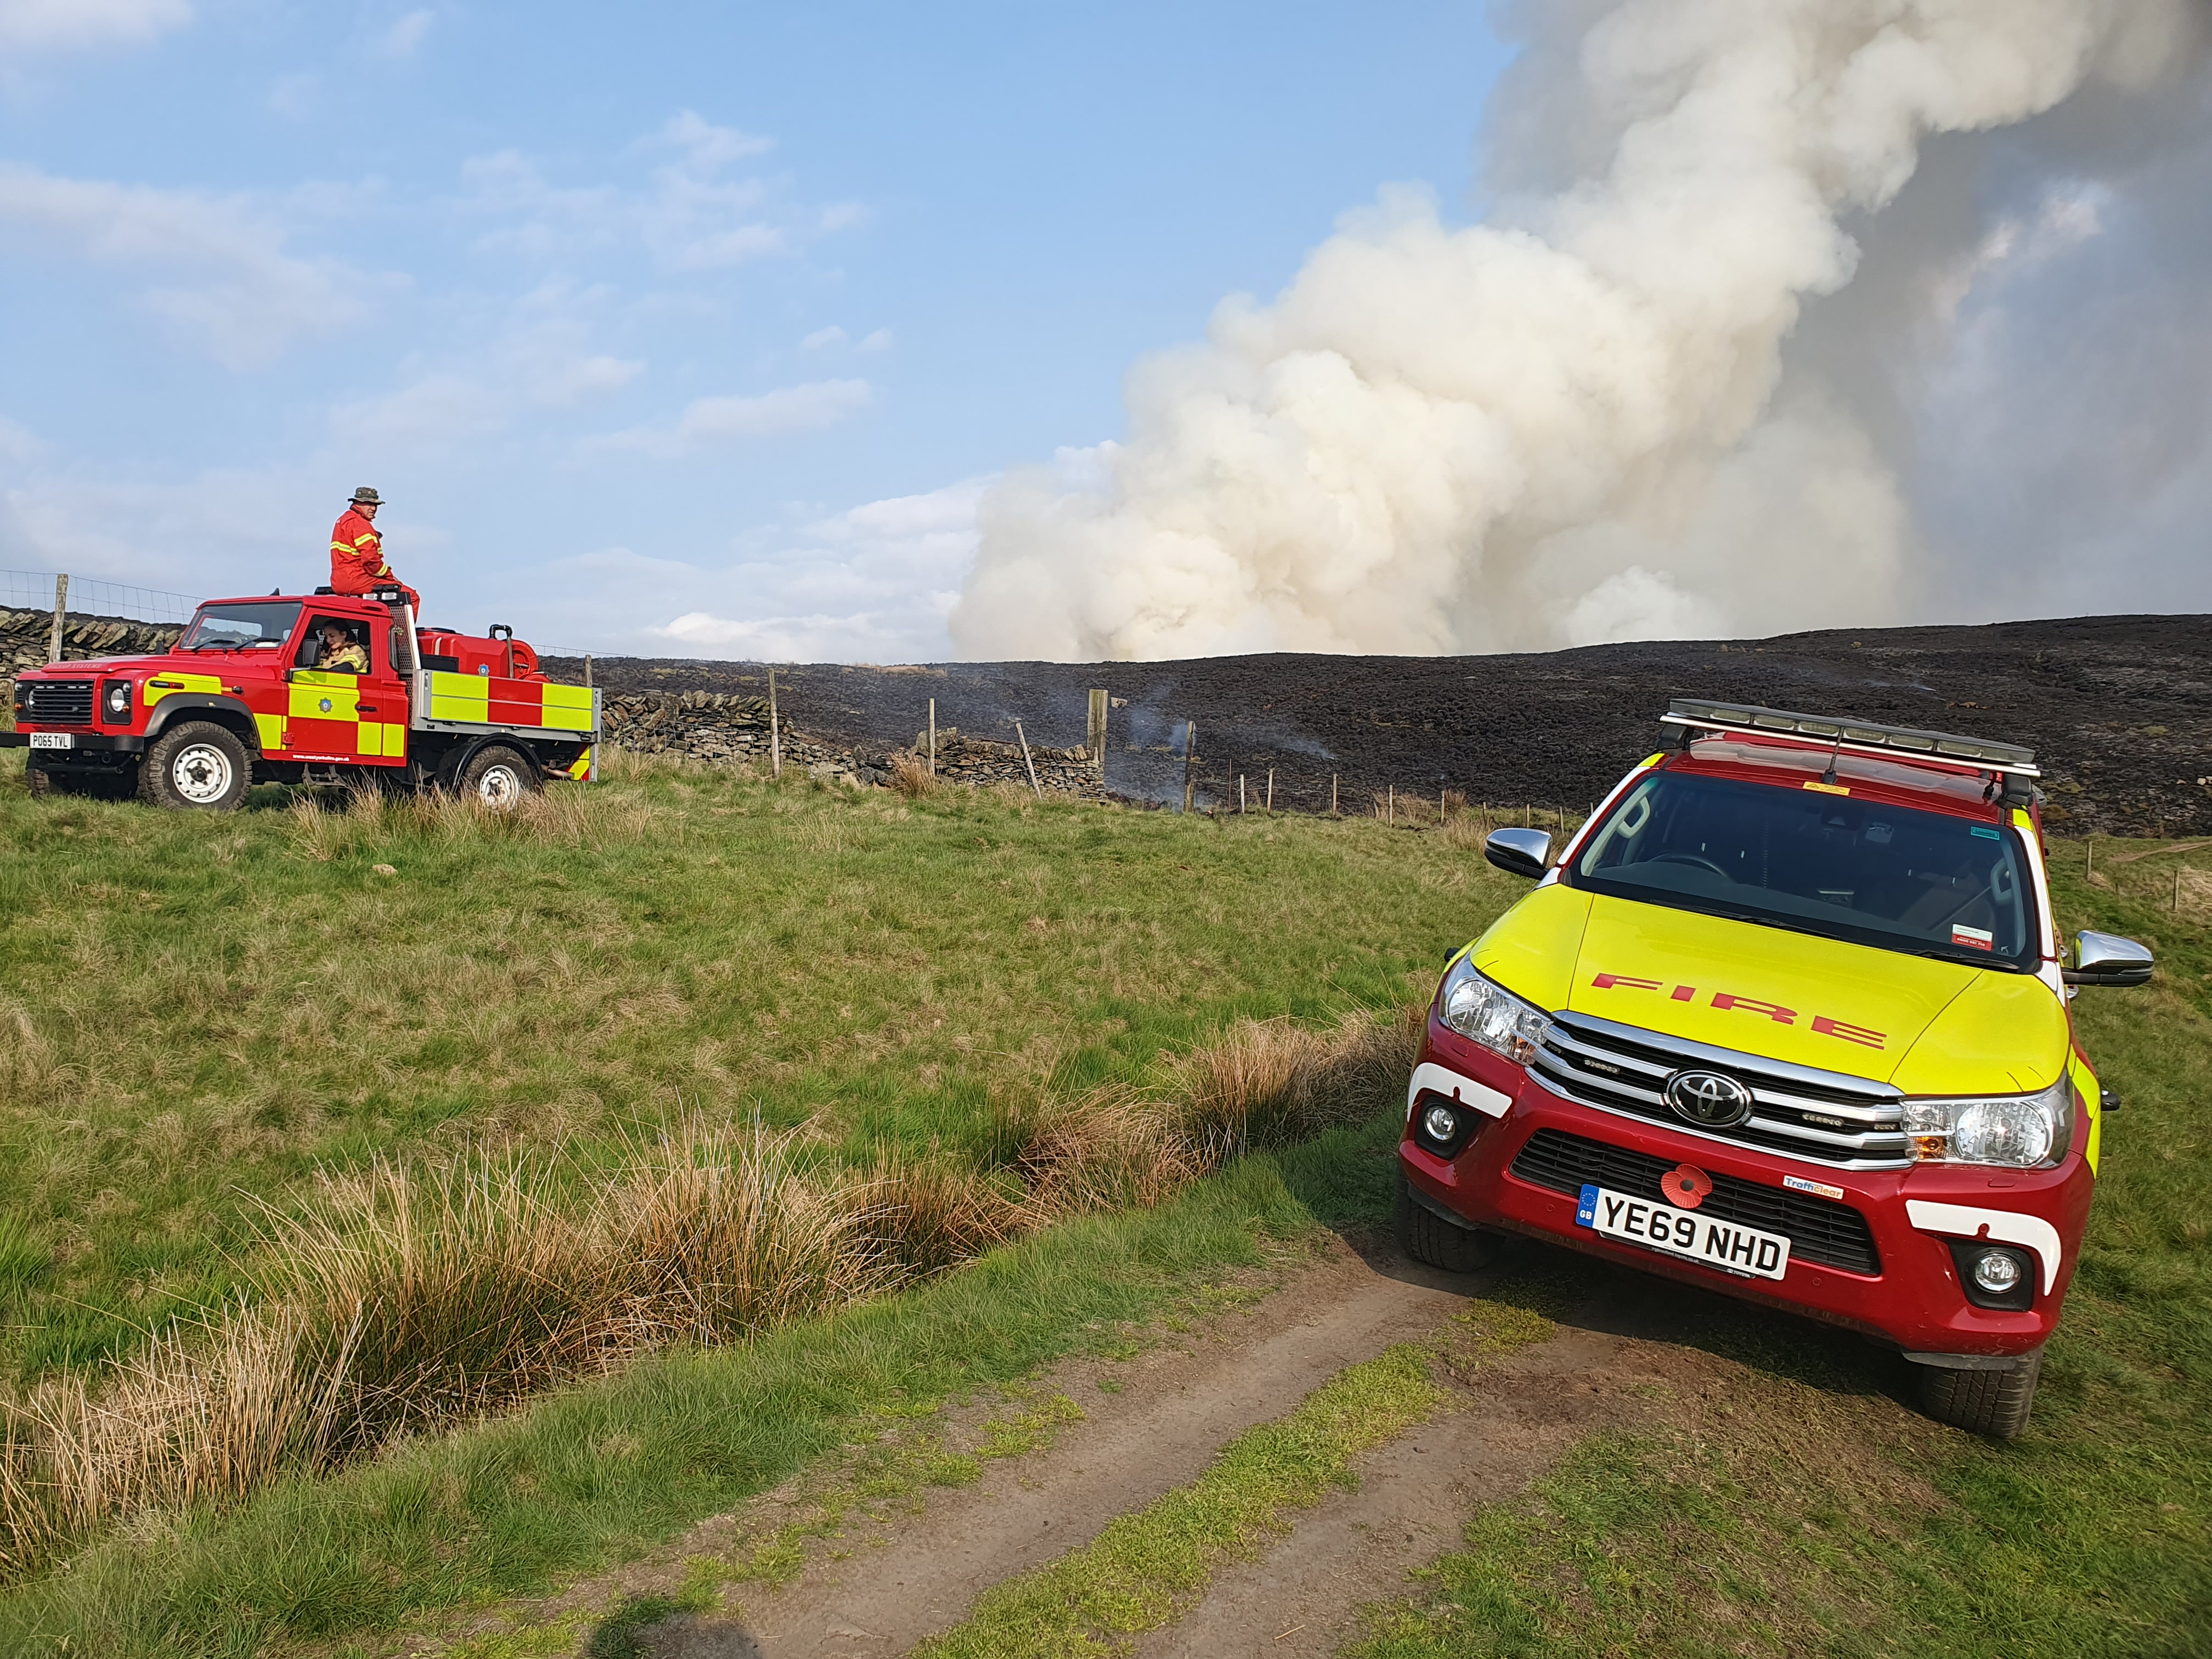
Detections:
[331, 542, 353, 554]
[353, 534, 379, 548]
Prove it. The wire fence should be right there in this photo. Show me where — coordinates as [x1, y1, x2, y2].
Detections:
[0, 571, 201, 626]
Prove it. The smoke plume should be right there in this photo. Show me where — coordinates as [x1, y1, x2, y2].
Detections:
[951, 0, 2207, 661]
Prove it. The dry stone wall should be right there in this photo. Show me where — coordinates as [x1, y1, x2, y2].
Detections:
[600, 690, 880, 783]
[917, 727, 1103, 794]
[2, 608, 183, 688]
[599, 691, 1104, 795]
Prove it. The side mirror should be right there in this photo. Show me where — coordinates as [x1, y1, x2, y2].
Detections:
[1485, 827, 1554, 880]
[2064, 929, 2153, 988]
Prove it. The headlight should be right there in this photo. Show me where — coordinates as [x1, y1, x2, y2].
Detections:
[1438, 956, 1551, 1065]
[1903, 1077, 2073, 1168]
[102, 679, 133, 721]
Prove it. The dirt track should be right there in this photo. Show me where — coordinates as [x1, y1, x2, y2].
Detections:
[437, 1232, 1935, 1659]
[544, 612, 2212, 836]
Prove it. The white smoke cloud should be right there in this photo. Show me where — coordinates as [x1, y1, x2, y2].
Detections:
[952, 0, 2204, 662]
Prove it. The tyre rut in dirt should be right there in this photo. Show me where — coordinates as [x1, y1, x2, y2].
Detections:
[1917, 1346, 2042, 1439]
[1395, 1170, 1496, 1273]
[458, 743, 540, 810]
[140, 720, 249, 811]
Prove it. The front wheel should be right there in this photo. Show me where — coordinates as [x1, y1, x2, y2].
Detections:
[1395, 1169, 1497, 1273]
[140, 721, 249, 811]
[455, 743, 540, 810]
[1915, 1347, 2042, 1440]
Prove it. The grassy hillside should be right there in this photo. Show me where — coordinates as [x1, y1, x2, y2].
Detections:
[0, 752, 1497, 1379]
[1, 747, 2206, 1657]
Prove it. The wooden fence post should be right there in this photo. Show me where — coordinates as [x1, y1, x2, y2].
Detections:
[928, 697, 937, 776]
[1331, 774, 1339, 816]
[1182, 720, 1198, 814]
[1266, 769, 1274, 812]
[1387, 785, 1394, 822]
[583, 653, 593, 689]
[48, 573, 66, 664]
[768, 668, 782, 779]
[1087, 689, 1108, 768]
[1238, 774, 1246, 814]
[1014, 720, 1043, 798]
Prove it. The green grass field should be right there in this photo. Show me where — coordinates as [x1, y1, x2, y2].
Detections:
[1, 747, 2207, 1656]
[0, 753, 1487, 1380]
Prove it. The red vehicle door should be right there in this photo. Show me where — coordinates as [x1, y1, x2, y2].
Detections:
[279, 610, 408, 766]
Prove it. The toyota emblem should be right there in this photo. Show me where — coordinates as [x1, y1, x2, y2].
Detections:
[1664, 1069, 1754, 1128]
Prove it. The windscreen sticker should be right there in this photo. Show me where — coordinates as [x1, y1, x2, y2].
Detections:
[1971, 826, 2001, 840]
[1951, 924, 1995, 951]
[1589, 973, 1888, 1051]
[1802, 781, 1850, 795]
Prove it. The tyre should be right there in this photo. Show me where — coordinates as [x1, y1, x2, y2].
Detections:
[1395, 1169, 1497, 1273]
[140, 721, 250, 811]
[455, 743, 540, 810]
[1916, 1347, 2042, 1440]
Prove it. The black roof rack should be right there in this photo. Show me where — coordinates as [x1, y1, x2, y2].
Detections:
[1662, 697, 2038, 777]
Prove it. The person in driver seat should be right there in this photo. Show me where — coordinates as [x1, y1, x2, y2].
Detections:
[317, 620, 369, 674]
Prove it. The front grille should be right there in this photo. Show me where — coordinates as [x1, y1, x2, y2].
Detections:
[21, 679, 94, 726]
[1531, 1010, 1911, 1170]
[1510, 1127, 1882, 1276]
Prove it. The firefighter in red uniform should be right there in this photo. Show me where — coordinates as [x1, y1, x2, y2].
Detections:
[329, 487, 421, 610]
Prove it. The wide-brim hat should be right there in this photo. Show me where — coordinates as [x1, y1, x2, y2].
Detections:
[350, 487, 384, 505]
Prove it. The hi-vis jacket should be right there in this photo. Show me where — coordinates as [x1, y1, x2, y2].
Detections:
[329, 508, 393, 595]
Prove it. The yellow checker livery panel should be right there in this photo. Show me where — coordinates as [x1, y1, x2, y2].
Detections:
[420, 670, 598, 733]
[426, 670, 492, 723]
[141, 671, 225, 708]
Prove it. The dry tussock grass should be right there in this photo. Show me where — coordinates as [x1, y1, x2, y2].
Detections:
[0, 1012, 1415, 1579]
[286, 777, 662, 861]
[887, 753, 940, 798]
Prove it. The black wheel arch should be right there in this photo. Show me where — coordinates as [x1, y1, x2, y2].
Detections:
[143, 696, 262, 755]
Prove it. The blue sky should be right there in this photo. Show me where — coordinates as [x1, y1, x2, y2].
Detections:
[0, 1, 1513, 658]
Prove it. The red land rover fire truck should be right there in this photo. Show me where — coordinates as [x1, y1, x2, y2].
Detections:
[3, 588, 598, 809]
[1398, 699, 2154, 1437]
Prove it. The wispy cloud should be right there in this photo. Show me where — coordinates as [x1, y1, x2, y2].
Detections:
[801, 324, 892, 353]
[0, 161, 393, 368]
[589, 379, 873, 456]
[0, 0, 190, 56]
[459, 109, 850, 274]
[633, 479, 986, 661]
[330, 289, 644, 452]
[373, 8, 434, 62]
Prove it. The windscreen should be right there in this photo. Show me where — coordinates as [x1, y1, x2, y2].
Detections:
[178, 601, 302, 651]
[1570, 768, 2039, 969]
